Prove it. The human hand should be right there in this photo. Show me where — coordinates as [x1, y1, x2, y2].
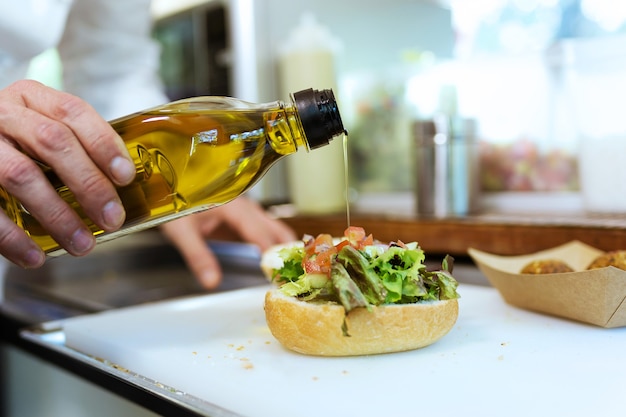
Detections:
[0, 80, 136, 267]
[159, 197, 297, 289]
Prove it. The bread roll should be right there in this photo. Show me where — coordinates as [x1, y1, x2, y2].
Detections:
[264, 288, 459, 356]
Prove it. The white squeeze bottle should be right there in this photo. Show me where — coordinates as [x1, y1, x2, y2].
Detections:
[278, 13, 346, 214]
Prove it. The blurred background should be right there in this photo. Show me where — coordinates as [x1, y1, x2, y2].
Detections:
[29, 0, 626, 214]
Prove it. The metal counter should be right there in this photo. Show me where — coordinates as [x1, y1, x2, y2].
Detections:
[2, 231, 268, 325]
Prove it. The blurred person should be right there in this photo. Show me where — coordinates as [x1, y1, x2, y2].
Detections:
[0, 0, 296, 289]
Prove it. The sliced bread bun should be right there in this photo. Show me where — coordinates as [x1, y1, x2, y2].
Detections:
[264, 288, 459, 356]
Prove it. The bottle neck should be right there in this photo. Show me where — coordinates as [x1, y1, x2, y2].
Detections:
[266, 102, 310, 156]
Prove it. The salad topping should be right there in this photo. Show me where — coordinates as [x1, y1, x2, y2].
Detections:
[271, 226, 460, 315]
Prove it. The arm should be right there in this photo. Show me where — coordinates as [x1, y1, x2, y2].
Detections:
[57, 0, 167, 119]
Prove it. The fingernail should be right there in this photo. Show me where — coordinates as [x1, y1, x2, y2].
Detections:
[201, 271, 220, 289]
[110, 156, 136, 184]
[70, 228, 95, 255]
[22, 248, 45, 268]
[102, 199, 126, 230]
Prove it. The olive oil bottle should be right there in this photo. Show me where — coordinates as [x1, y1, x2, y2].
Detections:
[0, 88, 345, 256]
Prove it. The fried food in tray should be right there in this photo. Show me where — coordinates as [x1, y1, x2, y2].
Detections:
[587, 250, 626, 271]
[520, 259, 574, 274]
[468, 241, 626, 328]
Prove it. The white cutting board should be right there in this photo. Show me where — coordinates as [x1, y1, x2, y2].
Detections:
[64, 284, 626, 417]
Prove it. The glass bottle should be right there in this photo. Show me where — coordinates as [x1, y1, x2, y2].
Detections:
[0, 88, 345, 256]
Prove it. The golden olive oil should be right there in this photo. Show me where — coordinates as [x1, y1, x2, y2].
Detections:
[0, 90, 345, 256]
[343, 132, 350, 228]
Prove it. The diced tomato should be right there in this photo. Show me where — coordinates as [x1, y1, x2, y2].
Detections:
[314, 234, 334, 251]
[301, 228, 377, 276]
[302, 233, 337, 276]
[315, 249, 334, 270]
[303, 258, 321, 274]
[361, 233, 374, 248]
[394, 239, 407, 248]
[305, 233, 332, 256]
[334, 239, 350, 252]
[344, 226, 366, 244]
[343, 226, 374, 250]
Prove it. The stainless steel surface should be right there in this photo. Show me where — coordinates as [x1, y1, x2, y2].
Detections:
[414, 115, 480, 218]
[2, 230, 268, 324]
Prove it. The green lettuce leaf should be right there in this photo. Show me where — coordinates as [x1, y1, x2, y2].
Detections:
[279, 277, 324, 301]
[273, 246, 305, 283]
[369, 246, 427, 304]
[330, 262, 369, 313]
[422, 255, 459, 300]
[336, 246, 387, 305]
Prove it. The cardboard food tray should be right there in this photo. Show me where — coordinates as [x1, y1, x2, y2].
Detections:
[468, 240, 626, 328]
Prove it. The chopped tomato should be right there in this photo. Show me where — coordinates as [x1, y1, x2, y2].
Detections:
[394, 239, 407, 248]
[304, 233, 333, 256]
[303, 233, 337, 275]
[360, 233, 374, 248]
[334, 239, 350, 252]
[300, 227, 376, 276]
[315, 249, 334, 270]
[344, 226, 366, 244]
[303, 258, 322, 274]
[343, 226, 374, 250]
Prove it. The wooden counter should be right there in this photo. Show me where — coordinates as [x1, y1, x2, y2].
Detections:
[280, 211, 626, 257]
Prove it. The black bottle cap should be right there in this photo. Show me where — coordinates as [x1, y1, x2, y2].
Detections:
[292, 88, 346, 150]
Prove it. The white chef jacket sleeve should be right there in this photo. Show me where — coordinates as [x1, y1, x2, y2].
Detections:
[57, 0, 168, 120]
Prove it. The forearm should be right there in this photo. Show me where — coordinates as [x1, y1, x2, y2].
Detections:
[58, 0, 167, 120]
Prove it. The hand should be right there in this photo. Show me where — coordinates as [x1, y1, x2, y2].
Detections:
[0, 80, 136, 267]
[160, 197, 297, 289]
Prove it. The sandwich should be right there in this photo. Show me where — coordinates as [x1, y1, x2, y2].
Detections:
[261, 226, 460, 356]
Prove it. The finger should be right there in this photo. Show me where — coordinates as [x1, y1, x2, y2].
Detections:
[5, 80, 136, 186]
[0, 209, 45, 268]
[257, 209, 298, 245]
[0, 82, 129, 232]
[0, 142, 96, 255]
[160, 219, 224, 289]
[214, 199, 297, 250]
[239, 214, 297, 251]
